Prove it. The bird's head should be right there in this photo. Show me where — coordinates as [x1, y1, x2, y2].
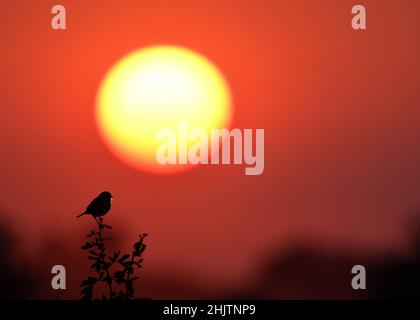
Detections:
[99, 191, 113, 200]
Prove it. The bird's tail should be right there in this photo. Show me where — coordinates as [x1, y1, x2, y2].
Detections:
[76, 212, 86, 218]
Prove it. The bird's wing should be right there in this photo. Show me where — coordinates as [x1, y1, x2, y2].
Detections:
[86, 196, 100, 213]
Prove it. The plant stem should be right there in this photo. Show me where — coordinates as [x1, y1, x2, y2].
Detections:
[124, 253, 135, 298]
[96, 217, 114, 299]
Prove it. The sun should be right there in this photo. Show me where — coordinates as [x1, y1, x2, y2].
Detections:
[96, 45, 232, 174]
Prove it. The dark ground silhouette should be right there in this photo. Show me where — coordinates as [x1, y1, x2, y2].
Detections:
[0, 216, 39, 299]
[230, 220, 420, 299]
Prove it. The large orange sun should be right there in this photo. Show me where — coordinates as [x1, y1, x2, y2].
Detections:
[96, 45, 232, 174]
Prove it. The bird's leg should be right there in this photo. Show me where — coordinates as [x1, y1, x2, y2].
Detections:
[96, 216, 104, 226]
[94, 217, 104, 228]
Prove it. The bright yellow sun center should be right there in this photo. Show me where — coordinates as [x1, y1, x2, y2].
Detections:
[96, 46, 232, 173]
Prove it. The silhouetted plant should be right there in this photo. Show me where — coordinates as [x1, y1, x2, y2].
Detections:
[80, 217, 148, 300]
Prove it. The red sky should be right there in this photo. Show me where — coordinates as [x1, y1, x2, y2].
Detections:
[0, 0, 420, 298]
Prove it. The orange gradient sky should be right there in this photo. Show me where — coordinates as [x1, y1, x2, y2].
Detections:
[0, 0, 420, 298]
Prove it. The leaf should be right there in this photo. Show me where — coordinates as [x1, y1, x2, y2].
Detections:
[125, 266, 134, 274]
[110, 251, 120, 262]
[81, 242, 93, 250]
[81, 284, 94, 300]
[86, 231, 96, 238]
[118, 254, 131, 263]
[90, 261, 101, 270]
[81, 277, 97, 287]
[113, 270, 126, 284]
[81, 285, 93, 294]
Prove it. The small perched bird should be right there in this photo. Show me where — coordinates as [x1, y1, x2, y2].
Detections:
[77, 191, 113, 218]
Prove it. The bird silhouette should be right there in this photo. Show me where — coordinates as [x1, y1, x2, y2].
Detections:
[77, 191, 113, 218]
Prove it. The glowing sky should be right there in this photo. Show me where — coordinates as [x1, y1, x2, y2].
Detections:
[0, 0, 419, 298]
